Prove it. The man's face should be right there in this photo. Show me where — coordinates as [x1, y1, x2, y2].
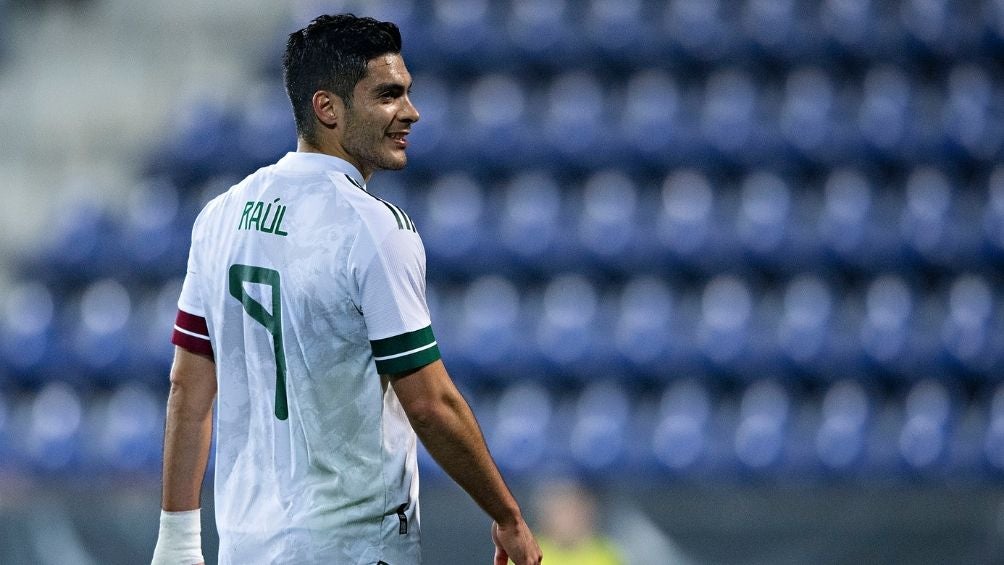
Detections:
[338, 54, 419, 179]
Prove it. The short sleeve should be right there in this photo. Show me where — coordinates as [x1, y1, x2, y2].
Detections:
[356, 229, 441, 374]
[171, 228, 214, 357]
[177, 267, 204, 317]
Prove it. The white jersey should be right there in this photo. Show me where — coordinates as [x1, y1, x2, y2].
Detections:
[171, 152, 439, 564]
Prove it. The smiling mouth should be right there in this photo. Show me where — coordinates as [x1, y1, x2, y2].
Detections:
[387, 132, 409, 147]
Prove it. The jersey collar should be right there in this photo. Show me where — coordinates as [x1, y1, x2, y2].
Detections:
[276, 152, 367, 190]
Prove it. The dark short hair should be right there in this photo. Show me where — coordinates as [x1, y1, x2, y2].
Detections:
[282, 14, 402, 144]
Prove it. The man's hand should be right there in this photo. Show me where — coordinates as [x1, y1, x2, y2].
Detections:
[492, 519, 542, 565]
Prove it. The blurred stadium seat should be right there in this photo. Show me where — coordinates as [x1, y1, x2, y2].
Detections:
[613, 276, 677, 378]
[652, 378, 714, 473]
[489, 382, 554, 472]
[568, 380, 632, 474]
[497, 171, 566, 273]
[25, 382, 85, 474]
[734, 380, 791, 472]
[815, 379, 872, 473]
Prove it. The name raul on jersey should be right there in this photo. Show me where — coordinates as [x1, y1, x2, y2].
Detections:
[238, 198, 289, 236]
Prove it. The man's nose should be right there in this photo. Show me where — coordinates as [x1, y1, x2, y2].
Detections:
[400, 96, 420, 124]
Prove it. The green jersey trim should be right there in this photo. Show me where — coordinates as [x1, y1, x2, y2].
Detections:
[345, 174, 416, 232]
[371, 325, 441, 374]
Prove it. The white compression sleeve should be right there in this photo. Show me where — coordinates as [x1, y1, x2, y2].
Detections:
[151, 509, 204, 565]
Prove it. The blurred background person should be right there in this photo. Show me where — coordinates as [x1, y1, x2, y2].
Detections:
[533, 479, 623, 565]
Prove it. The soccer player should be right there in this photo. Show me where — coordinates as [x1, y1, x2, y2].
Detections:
[151, 14, 542, 565]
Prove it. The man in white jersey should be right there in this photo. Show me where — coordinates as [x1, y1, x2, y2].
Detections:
[152, 14, 542, 565]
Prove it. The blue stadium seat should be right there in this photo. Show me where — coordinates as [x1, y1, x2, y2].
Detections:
[426, 0, 508, 70]
[818, 167, 902, 272]
[899, 0, 980, 57]
[651, 379, 714, 473]
[67, 279, 134, 384]
[815, 380, 872, 473]
[34, 199, 118, 287]
[695, 275, 757, 373]
[942, 65, 1001, 161]
[898, 167, 966, 270]
[574, 169, 641, 272]
[734, 380, 791, 472]
[818, 0, 879, 57]
[982, 167, 1004, 262]
[699, 68, 764, 165]
[454, 275, 524, 376]
[654, 169, 733, 274]
[496, 171, 569, 273]
[533, 275, 609, 380]
[117, 178, 189, 280]
[735, 170, 799, 271]
[984, 383, 1004, 471]
[487, 382, 554, 474]
[897, 379, 954, 474]
[461, 73, 530, 170]
[568, 381, 632, 474]
[778, 67, 845, 164]
[420, 173, 491, 274]
[541, 71, 610, 168]
[25, 382, 85, 473]
[941, 275, 998, 376]
[156, 99, 239, 188]
[617, 69, 688, 168]
[776, 274, 835, 373]
[581, 0, 652, 62]
[661, 0, 735, 63]
[987, 0, 1004, 47]
[93, 385, 163, 473]
[502, 0, 582, 67]
[612, 276, 679, 379]
[0, 281, 59, 384]
[858, 275, 918, 377]
[0, 390, 9, 470]
[738, 0, 807, 60]
[855, 66, 915, 163]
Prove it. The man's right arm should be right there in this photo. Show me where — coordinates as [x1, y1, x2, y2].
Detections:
[389, 359, 542, 565]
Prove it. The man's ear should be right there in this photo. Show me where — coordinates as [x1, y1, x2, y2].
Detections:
[312, 90, 344, 132]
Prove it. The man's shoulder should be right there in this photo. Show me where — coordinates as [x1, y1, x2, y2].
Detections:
[338, 178, 418, 237]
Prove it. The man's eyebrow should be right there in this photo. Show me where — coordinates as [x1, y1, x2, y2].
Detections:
[372, 82, 407, 93]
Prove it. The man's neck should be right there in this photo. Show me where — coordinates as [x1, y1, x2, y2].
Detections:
[295, 138, 371, 181]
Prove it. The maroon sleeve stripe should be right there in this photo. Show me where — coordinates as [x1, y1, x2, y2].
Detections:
[172, 309, 214, 357]
[175, 309, 209, 337]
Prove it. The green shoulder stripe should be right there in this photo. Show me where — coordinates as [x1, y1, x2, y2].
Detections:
[387, 201, 415, 232]
[381, 201, 405, 230]
[344, 174, 366, 190]
[345, 174, 416, 232]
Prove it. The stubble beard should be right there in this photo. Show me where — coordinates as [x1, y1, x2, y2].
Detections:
[342, 114, 407, 174]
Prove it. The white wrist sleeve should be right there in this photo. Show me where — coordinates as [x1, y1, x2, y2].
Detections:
[151, 509, 204, 565]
